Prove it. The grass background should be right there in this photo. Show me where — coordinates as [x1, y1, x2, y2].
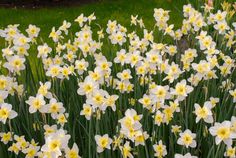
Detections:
[0, 0, 188, 81]
[0, 0, 187, 41]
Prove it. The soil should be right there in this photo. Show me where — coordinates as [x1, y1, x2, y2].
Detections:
[0, 0, 98, 9]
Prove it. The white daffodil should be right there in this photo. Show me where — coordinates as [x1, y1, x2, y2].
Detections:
[65, 143, 81, 158]
[25, 94, 46, 114]
[0, 103, 17, 124]
[95, 134, 112, 153]
[194, 102, 213, 123]
[153, 140, 167, 157]
[177, 129, 196, 148]
[171, 80, 193, 101]
[209, 121, 236, 146]
[175, 153, 198, 158]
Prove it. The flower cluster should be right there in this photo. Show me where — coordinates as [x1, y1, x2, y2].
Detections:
[0, 1, 236, 158]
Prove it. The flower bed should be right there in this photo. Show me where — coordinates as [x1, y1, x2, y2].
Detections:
[0, 1, 236, 158]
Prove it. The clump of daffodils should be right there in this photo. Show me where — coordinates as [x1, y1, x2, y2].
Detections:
[0, 1, 236, 157]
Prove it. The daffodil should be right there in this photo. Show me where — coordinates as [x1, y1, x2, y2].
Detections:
[41, 98, 65, 119]
[22, 144, 40, 158]
[194, 102, 213, 123]
[95, 134, 112, 153]
[37, 43, 52, 58]
[77, 76, 99, 96]
[171, 80, 193, 101]
[177, 129, 196, 148]
[0, 103, 17, 124]
[171, 125, 182, 134]
[153, 140, 167, 157]
[0, 132, 12, 144]
[224, 146, 236, 158]
[3, 55, 25, 73]
[26, 94, 45, 113]
[41, 129, 70, 157]
[80, 104, 93, 120]
[37, 81, 52, 99]
[75, 14, 87, 27]
[26, 24, 40, 38]
[229, 89, 236, 102]
[174, 153, 198, 158]
[209, 121, 236, 146]
[120, 141, 133, 158]
[65, 143, 81, 158]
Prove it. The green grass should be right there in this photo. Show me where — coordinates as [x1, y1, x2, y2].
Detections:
[0, 0, 188, 83]
[0, 0, 186, 42]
